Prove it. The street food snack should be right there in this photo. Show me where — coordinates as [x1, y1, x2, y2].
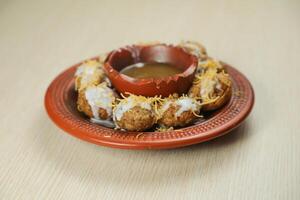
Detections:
[75, 41, 232, 131]
[189, 59, 232, 111]
[77, 83, 115, 120]
[158, 96, 201, 128]
[75, 60, 105, 91]
[113, 94, 157, 131]
[179, 40, 208, 61]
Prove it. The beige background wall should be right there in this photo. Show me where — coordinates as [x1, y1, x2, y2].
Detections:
[0, 0, 299, 199]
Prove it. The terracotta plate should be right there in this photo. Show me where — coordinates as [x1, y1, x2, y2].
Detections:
[45, 59, 254, 150]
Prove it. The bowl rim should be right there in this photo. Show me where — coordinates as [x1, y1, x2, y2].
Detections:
[104, 43, 198, 84]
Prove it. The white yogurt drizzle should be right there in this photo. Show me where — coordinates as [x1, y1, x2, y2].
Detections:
[85, 84, 115, 119]
[160, 101, 172, 114]
[160, 97, 199, 117]
[75, 61, 104, 89]
[113, 96, 151, 121]
[175, 98, 198, 116]
[75, 65, 96, 76]
[197, 59, 223, 74]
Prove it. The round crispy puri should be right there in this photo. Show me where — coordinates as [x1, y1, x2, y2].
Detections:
[77, 90, 109, 120]
[115, 106, 156, 131]
[189, 72, 232, 111]
[159, 104, 197, 127]
[202, 85, 232, 111]
[75, 70, 105, 91]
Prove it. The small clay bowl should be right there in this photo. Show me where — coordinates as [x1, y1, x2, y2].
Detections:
[103, 44, 198, 97]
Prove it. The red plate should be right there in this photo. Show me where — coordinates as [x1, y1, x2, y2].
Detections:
[45, 59, 254, 150]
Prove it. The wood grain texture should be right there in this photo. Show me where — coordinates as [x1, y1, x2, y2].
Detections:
[0, 0, 299, 199]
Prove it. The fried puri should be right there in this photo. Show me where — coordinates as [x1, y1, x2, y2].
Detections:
[115, 106, 156, 131]
[197, 59, 226, 74]
[179, 41, 208, 61]
[158, 97, 200, 128]
[113, 95, 156, 131]
[77, 84, 115, 120]
[189, 69, 232, 111]
[75, 60, 105, 91]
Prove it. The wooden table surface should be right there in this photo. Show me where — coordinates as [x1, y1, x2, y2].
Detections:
[1, 0, 299, 199]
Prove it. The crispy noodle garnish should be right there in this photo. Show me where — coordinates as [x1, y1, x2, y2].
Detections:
[152, 96, 164, 116]
[198, 96, 220, 106]
[218, 72, 231, 87]
[193, 67, 218, 84]
[156, 126, 174, 132]
[192, 66, 231, 102]
[200, 59, 220, 69]
[192, 110, 203, 118]
[114, 93, 164, 116]
[82, 59, 102, 67]
[135, 132, 145, 139]
[118, 92, 154, 104]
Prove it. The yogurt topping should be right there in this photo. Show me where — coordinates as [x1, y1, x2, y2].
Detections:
[113, 96, 152, 121]
[85, 84, 115, 119]
[160, 97, 199, 117]
[175, 98, 198, 116]
[75, 61, 104, 90]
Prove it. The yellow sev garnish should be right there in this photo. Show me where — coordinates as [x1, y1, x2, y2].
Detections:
[191, 62, 232, 106]
[192, 109, 203, 118]
[179, 95, 203, 118]
[135, 132, 145, 138]
[152, 96, 164, 116]
[200, 59, 221, 69]
[156, 126, 174, 132]
[115, 93, 203, 120]
[119, 92, 154, 104]
[83, 59, 102, 67]
[115, 93, 163, 116]
[75, 58, 107, 91]
[218, 71, 231, 87]
[193, 67, 218, 85]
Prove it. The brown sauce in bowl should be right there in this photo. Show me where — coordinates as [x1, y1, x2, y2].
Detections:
[120, 62, 183, 79]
